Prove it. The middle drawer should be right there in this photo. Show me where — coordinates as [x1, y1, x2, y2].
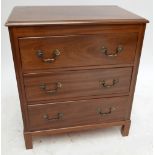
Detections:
[24, 67, 132, 104]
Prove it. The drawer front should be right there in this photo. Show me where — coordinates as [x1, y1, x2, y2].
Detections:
[19, 33, 137, 71]
[28, 96, 129, 131]
[24, 68, 132, 103]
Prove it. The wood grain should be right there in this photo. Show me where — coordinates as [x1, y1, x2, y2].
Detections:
[28, 96, 129, 131]
[26, 120, 130, 136]
[5, 6, 148, 26]
[127, 24, 147, 119]
[19, 33, 137, 71]
[6, 6, 148, 149]
[13, 25, 141, 38]
[24, 68, 132, 103]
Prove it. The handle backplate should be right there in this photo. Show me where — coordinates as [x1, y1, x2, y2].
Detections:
[36, 49, 60, 63]
[43, 113, 64, 121]
[97, 107, 116, 116]
[101, 45, 123, 57]
[100, 79, 119, 88]
[40, 82, 62, 95]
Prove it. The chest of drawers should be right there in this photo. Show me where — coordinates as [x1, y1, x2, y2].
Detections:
[6, 6, 148, 149]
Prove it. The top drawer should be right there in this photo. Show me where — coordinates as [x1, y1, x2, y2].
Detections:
[19, 33, 138, 71]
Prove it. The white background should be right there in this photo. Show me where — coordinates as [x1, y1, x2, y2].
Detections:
[1, 1, 153, 155]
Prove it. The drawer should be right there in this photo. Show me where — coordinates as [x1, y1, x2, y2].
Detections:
[19, 33, 137, 71]
[24, 68, 132, 103]
[28, 96, 129, 131]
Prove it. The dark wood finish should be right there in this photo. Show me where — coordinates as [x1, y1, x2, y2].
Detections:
[6, 6, 148, 149]
[8, 28, 30, 131]
[5, 6, 148, 26]
[25, 120, 129, 137]
[121, 120, 131, 136]
[127, 25, 146, 119]
[24, 132, 33, 149]
[28, 96, 129, 131]
[24, 68, 132, 103]
[12, 24, 141, 38]
[19, 33, 137, 71]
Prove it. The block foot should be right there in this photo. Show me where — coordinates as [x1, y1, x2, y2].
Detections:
[121, 120, 131, 136]
[24, 132, 33, 149]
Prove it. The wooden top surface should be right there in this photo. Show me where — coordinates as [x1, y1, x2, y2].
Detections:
[6, 6, 148, 26]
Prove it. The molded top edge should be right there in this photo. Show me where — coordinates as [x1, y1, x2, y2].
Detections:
[5, 6, 149, 27]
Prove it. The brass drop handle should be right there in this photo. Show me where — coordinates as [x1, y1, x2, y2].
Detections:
[40, 82, 62, 94]
[36, 49, 60, 63]
[43, 113, 64, 121]
[97, 107, 116, 116]
[101, 45, 123, 57]
[100, 79, 119, 88]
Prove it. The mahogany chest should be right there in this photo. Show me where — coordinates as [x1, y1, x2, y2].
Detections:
[6, 6, 148, 149]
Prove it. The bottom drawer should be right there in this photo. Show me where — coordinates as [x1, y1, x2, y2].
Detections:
[28, 96, 129, 131]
